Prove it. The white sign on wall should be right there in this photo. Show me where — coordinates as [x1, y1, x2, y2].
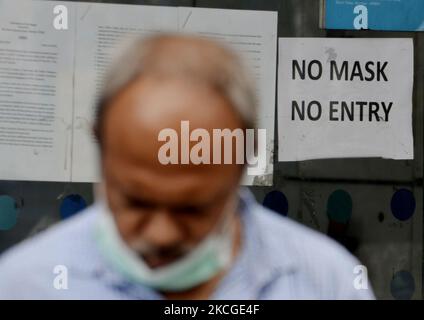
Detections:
[278, 38, 414, 162]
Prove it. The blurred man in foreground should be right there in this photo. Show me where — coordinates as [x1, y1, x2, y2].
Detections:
[0, 35, 374, 299]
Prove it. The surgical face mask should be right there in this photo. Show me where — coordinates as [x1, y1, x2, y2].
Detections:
[94, 198, 237, 292]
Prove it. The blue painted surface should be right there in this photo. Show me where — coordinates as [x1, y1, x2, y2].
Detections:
[391, 189, 415, 221]
[327, 189, 352, 224]
[262, 190, 289, 216]
[390, 270, 415, 300]
[324, 0, 424, 31]
[60, 194, 87, 219]
[0, 195, 18, 230]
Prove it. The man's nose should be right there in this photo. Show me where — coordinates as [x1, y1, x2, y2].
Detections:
[141, 209, 183, 248]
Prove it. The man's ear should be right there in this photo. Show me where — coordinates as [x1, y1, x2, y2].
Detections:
[92, 123, 101, 147]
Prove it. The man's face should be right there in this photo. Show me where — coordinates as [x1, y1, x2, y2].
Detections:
[101, 76, 244, 269]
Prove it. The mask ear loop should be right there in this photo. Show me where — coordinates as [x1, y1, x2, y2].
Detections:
[213, 194, 239, 237]
[212, 194, 241, 271]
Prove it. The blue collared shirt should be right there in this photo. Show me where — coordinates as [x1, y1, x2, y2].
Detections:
[0, 189, 374, 299]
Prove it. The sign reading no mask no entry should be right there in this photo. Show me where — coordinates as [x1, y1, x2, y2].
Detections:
[278, 38, 414, 162]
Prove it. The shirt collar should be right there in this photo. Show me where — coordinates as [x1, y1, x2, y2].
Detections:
[210, 187, 298, 299]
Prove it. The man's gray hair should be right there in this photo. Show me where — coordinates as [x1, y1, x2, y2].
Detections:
[94, 33, 258, 145]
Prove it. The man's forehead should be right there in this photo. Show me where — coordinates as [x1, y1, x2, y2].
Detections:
[102, 77, 244, 160]
[101, 76, 243, 201]
[104, 159, 232, 205]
